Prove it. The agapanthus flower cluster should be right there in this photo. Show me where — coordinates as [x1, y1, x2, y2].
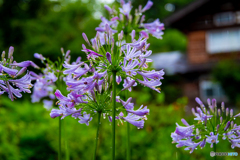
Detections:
[0, 46, 38, 101]
[49, 1, 164, 128]
[99, 0, 164, 39]
[171, 97, 240, 153]
[31, 49, 69, 110]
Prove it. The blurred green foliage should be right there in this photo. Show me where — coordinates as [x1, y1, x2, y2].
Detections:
[0, 0, 190, 63]
[212, 60, 240, 105]
[1, 94, 240, 160]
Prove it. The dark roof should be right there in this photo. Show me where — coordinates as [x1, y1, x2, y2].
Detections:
[164, 0, 210, 26]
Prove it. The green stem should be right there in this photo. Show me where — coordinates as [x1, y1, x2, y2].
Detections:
[93, 112, 101, 160]
[64, 119, 69, 160]
[213, 143, 216, 160]
[59, 117, 62, 160]
[112, 71, 117, 160]
[125, 91, 130, 160]
[126, 122, 130, 160]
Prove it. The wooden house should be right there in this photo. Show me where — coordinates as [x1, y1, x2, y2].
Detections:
[155, 0, 240, 106]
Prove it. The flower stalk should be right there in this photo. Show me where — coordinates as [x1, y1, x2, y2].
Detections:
[125, 91, 130, 160]
[59, 116, 62, 160]
[112, 71, 117, 160]
[214, 143, 216, 160]
[93, 111, 101, 160]
[126, 121, 130, 160]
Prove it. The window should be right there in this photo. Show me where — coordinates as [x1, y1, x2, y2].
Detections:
[214, 12, 235, 26]
[236, 11, 240, 24]
[199, 80, 226, 100]
[206, 29, 240, 54]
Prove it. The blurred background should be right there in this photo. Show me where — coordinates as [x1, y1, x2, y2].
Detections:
[1, 0, 240, 159]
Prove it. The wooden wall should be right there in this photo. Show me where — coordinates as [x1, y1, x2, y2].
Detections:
[187, 30, 208, 64]
[187, 30, 240, 64]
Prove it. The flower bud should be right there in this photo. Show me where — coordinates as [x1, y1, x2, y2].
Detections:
[207, 98, 211, 106]
[217, 124, 220, 132]
[108, 116, 112, 122]
[226, 108, 229, 116]
[141, 0, 153, 12]
[140, 15, 145, 24]
[138, 5, 142, 13]
[212, 99, 217, 108]
[218, 109, 221, 116]
[1, 51, 5, 60]
[106, 52, 112, 64]
[104, 5, 112, 14]
[94, 82, 101, 94]
[221, 102, 225, 112]
[200, 139, 206, 149]
[105, 24, 110, 35]
[104, 33, 108, 44]
[65, 50, 70, 58]
[224, 121, 231, 131]
[138, 58, 146, 69]
[234, 113, 240, 117]
[82, 33, 90, 46]
[10, 56, 13, 63]
[61, 47, 64, 54]
[231, 121, 234, 128]
[15, 67, 27, 77]
[90, 90, 96, 102]
[8, 46, 14, 59]
[181, 118, 189, 126]
[111, 38, 114, 53]
[131, 30, 135, 41]
[230, 109, 233, 117]
[192, 108, 196, 115]
[204, 116, 207, 126]
[109, 29, 113, 39]
[129, 15, 133, 23]
[116, 76, 122, 84]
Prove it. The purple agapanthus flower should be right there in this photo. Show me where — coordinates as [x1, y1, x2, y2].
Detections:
[124, 45, 142, 61]
[119, 97, 134, 110]
[172, 97, 240, 153]
[8, 72, 33, 94]
[0, 46, 35, 101]
[126, 105, 149, 116]
[122, 59, 139, 76]
[143, 19, 164, 39]
[122, 77, 137, 91]
[137, 70, 164, 80]
[31, 71, 56, 103]
[78, 112, 93, 126]
[127, 35, 147, 51]
[43, 99, 53, 110]
[11, 61, 39, 69]
[206, 132, 219, 148]
[50, 106, 82, 119]
[119, 1, 132, 17]
[55, 89, 87, 108]
[192, 107, 213, 122]
[141, 0, 153, 12]
[120, 113, 144, 129]
[137, 78, 162, 93]
[49, 0, 166, 130]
